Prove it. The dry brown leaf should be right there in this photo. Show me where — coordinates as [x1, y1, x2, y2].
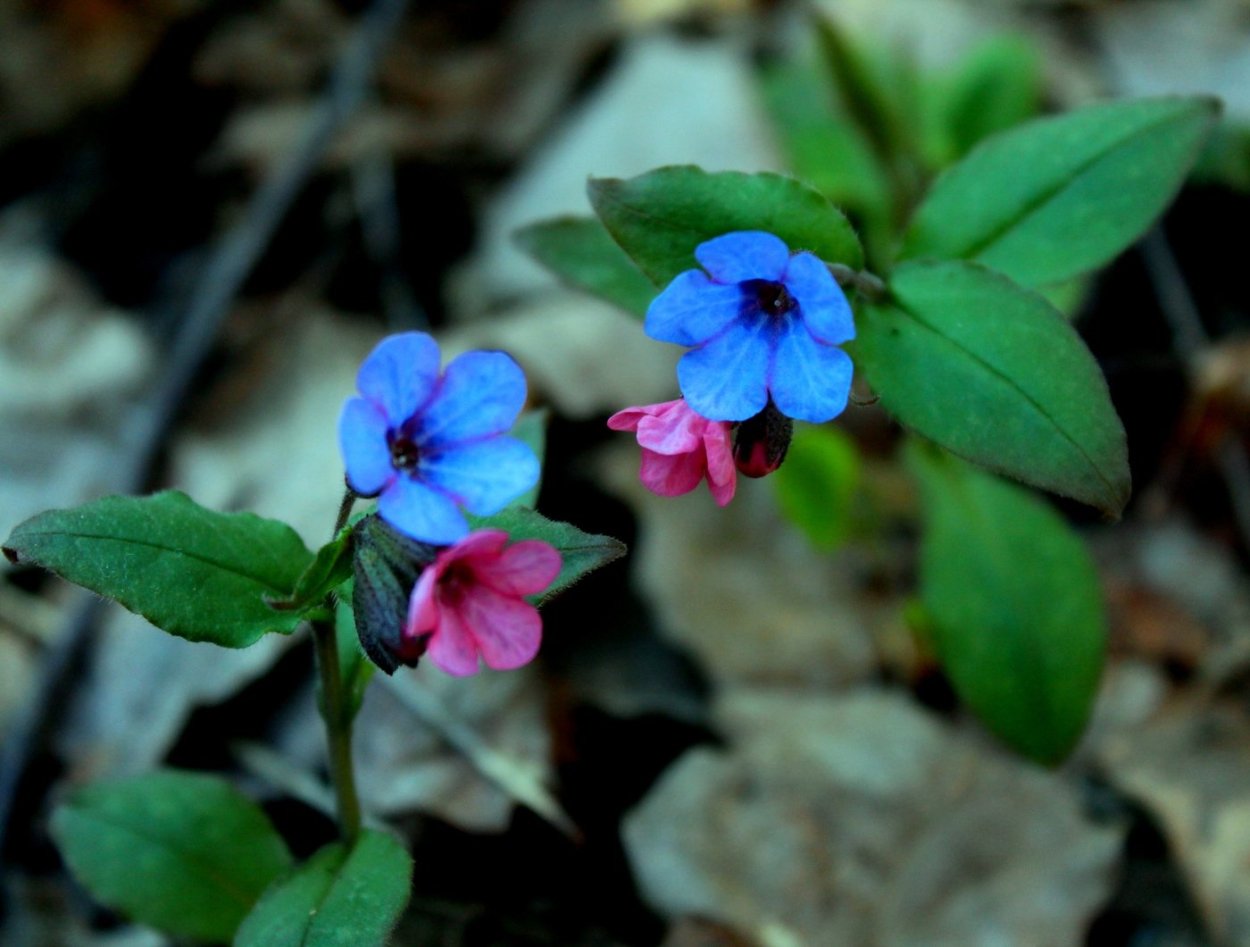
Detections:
[602, 449, 879, 689]
[626, 688, 1124, 947]
[0, 217, 154, 542]
[1101, 698, 1250, 945]
[350, 662, 555, 832]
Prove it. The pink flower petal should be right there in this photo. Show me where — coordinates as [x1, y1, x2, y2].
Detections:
[424, 605, 482, 676]
[459, 586, 543, 671]
[703, 423, 737, 506]
[639, 446, 706, 497]
[480, 540, 562, 596]
[635, 401, 704, 454]
[404, 563, 442, 638]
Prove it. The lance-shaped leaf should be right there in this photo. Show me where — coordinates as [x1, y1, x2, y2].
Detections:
[515, 217, 657, 317]
[853, 260, 1130, 516]
[50, 770, 292, 943]
[3, 491, 313, 647]
[473, 505, 627, 602]
[907, 442, 1106, 764]
[588, 166, 863, 286]
[900, 96, 1218, 286]
[235, 830, 413, 947]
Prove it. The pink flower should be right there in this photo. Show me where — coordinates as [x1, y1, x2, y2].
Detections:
[404, 530, 562, 676]
[607, 398, 736, 506]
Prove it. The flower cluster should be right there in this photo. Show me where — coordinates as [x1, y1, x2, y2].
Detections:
[611, 231, 856, 502]
[340, 332, 559, 676]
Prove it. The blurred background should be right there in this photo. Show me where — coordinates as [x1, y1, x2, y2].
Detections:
[1, 0, 1249, 944]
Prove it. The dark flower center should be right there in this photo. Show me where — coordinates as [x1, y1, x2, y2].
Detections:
[440, 562, 475, 606]
[746, 279, 796, 318]
[389, 434, 420, 471]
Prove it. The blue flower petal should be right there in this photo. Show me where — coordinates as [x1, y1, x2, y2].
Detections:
[378, 475, 469, 545]
[645, 270, 743, 346]
[419, 350, 527, 447]
[356, 332, 441, 423]
[768, 321, 854, 423]
[339, 397, 395, 496]
[783, 252, 855, 344]
[421, 437, 540, 516]
[695, 231, 789, 283]
[677, 320, 771, 422]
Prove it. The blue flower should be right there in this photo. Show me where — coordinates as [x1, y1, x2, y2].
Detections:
[339, 332, 539, 545]
[645, 231, 856, 423]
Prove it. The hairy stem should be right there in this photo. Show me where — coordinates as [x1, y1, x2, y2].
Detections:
[314, 487, 362, 843]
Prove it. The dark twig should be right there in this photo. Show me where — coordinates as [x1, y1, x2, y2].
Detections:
[1139, 228, 1250, 548]
[0, 0, 410, 887]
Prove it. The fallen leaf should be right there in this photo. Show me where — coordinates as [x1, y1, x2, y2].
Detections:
[625, 688, 1124, 946]
[1101, 698, 1250, 945]
[602, 447, 880, 689]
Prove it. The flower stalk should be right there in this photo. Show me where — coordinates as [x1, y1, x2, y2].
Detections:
[312, 488, 363, 844]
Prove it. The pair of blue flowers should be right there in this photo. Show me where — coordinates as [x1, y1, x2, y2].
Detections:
[339, 230, 855, 544]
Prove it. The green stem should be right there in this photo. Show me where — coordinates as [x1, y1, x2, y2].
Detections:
[313, 486, 362, 843]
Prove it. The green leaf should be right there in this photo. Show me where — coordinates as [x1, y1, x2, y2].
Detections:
[934, 35, 1042, 164]
[50, 770, 292, 942]
[267, 529, 354, 616]
[853, 260, 1129, 516]
[514, 217, 657, 316]
[588, 166, 863, 286]
[235, 830, 413, 947]
[906, 442, 1106, 764]
[511, 409, 549, 509]
[755, 51, 892, 226]
[473, 506, 627, 602]
[773, 425, 862, 551]
[3, 491, 313, 647]
[900, 96, 1219, 286]
[814, 16, 917, 163]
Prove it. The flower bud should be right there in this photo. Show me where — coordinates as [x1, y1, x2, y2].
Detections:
[732, 400, 793, 478]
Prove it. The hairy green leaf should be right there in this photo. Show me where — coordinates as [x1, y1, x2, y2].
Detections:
[901, 96, 1218, 286]
[588, 166, 863, 285]
[854, 260, 1129, 515]
[3, 491, 313, 647]
[50, 770, 292, 942]
[235, 830, 412, 947]
[907, 442, 1106, 764]
[474, 506, 626, 602]
[514, 217, 657, 316]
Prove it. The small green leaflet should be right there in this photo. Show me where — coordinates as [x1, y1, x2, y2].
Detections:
[3, 491, 314, 647]
[235, 830, 413, 947]
[588, 166, 863, 285]
[900, 96, 1218, 287]
[50, 770, 292, 943]
[907, 442, 1106, 764]
[514, 217, 657, 317]
[853, 260, 1130, 516]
